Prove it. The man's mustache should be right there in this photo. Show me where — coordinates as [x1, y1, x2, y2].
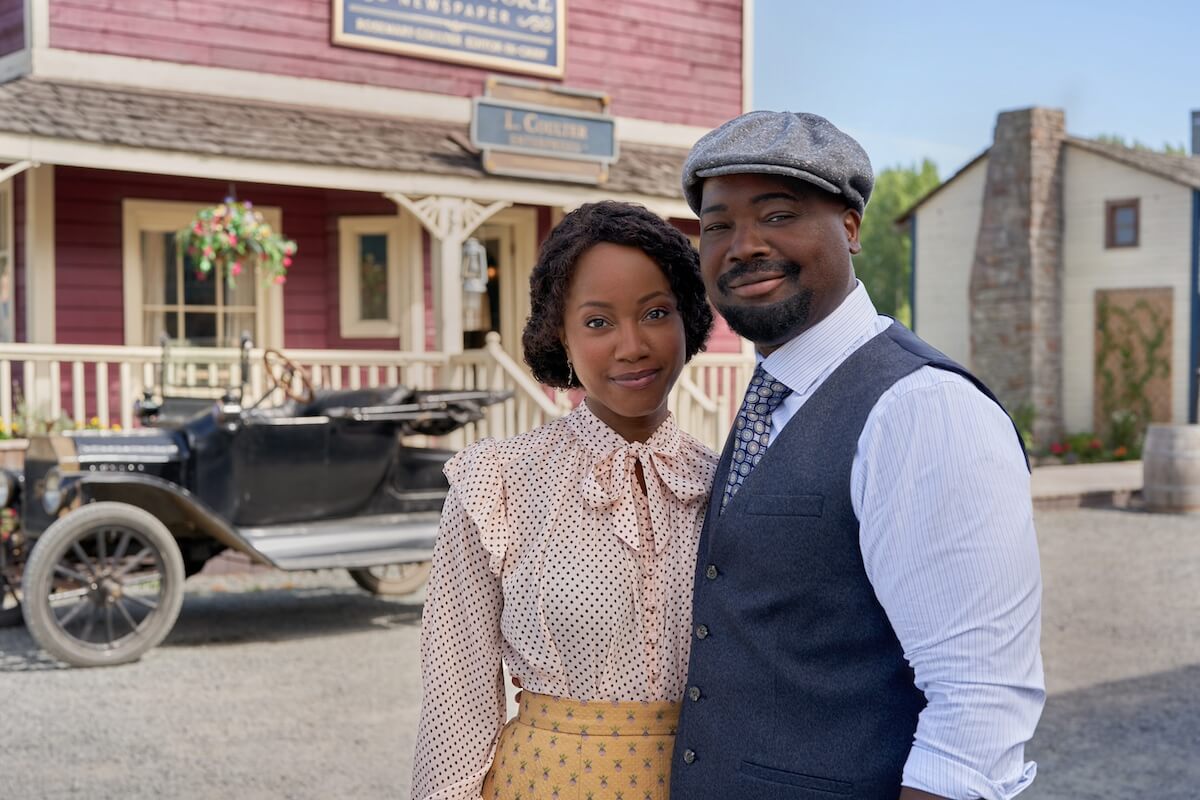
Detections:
[716, 259, 800, 294]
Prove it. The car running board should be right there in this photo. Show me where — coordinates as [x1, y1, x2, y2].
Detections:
[237, 512, 440, 571]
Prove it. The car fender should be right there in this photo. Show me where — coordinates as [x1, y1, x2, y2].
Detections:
[73, 473, 278, 568]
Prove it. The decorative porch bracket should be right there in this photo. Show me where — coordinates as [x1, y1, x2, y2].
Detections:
[385, 193, 512, 354]
[0, 160, 37, 186]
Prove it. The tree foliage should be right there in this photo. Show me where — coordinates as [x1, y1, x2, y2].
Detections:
[854, 159, 940, 325]
[1094, 134, 1187, 155]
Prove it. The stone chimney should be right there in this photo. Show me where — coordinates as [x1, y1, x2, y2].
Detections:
[969, 107, 1065, 445]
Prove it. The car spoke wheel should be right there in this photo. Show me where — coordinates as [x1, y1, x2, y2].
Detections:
[348, 561, 431, 596]
[0, 569, 22, 628]
[22, 503, 185, 667]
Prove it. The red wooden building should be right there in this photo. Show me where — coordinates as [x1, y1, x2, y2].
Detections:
[0, 0, 754, 446]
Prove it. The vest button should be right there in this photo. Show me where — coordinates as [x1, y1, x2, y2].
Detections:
[695, 624, 709, 640]
[687, 686, 701, 702]
[683, 749, 696, 764]
[705, 564, 718, 580]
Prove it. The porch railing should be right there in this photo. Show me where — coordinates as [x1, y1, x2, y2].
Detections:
[0, 340, 754, 451]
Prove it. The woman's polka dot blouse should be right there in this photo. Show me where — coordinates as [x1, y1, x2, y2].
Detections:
[411, 403, 717, 800]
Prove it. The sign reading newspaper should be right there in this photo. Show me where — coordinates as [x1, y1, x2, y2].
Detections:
[333, 0, 565, 78]
[472, 78, 617, 184]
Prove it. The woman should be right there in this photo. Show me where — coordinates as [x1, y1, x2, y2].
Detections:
[412, 201, 717, 800]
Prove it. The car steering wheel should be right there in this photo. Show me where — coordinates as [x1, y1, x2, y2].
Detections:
[262, 349, 316, 406]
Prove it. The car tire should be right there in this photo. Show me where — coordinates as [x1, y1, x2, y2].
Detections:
[22, 502, 186, 668]
[0, 571, 22, 628]
[347, 561, 431, 596]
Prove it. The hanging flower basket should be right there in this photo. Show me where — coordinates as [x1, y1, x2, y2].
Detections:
[176, 198, 297, 287]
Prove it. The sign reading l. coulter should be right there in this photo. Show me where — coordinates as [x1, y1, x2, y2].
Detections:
[333, 0, 564, 78]
[472, 98, 617, 162]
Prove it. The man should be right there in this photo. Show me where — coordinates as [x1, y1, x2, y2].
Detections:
[670, 111, 1044, 800]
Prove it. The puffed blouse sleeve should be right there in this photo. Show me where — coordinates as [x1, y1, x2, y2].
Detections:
[411, 439, 507, 800]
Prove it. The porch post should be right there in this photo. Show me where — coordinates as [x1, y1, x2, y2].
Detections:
[385, 193, 511, 354]
[24, 164, 54, 344]
[23, 164, 55, 415]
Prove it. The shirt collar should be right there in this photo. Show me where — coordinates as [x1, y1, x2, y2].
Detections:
[565, 400, 682, 461]
[760, 281, 881, 397]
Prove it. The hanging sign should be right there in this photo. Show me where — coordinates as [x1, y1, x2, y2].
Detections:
[472, 99, 616, 161]
[472, 77, 616, 184]
[333, 0, 566, 78]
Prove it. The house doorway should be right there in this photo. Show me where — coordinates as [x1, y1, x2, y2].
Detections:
[468, 207, 538, 364]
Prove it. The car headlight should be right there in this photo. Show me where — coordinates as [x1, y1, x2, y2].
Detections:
[41, 468, 64, 516]
[0, 470, 13, 507]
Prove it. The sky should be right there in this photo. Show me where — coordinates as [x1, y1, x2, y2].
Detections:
[753, 0, 1199, 179]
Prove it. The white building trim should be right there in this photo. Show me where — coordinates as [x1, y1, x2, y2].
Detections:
[0, 132, 695, 220]
[29, 0, 47, 50]
[742, 0, 755, 112]
[31, 48, 712, 149]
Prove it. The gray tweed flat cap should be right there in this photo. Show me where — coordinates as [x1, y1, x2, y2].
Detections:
[682, 111, 874, 215]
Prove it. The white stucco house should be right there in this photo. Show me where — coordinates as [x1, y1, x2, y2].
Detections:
[900, 108, 1199, 442]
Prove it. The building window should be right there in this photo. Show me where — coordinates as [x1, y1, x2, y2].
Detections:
[1105, 199, 1139, 248]
[123, 200, 283, 348]
[140, 230, 258, 347]
[338, 215, 420, 341]
[0, 182, 12, 342]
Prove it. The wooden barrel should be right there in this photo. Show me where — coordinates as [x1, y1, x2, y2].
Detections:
[1142, 424, 1200, 513]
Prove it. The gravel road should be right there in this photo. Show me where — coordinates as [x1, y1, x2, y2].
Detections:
[1, 507, 1197, 799]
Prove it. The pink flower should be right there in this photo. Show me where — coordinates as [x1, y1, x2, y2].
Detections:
[283, 256, 293, 267]
[228, 233, 238, 246]
[231, 262, 243, 276]
[274, 275, 287, 285]
[203, 246, 215, 258]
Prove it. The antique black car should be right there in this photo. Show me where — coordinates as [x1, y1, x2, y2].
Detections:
[0, 347, 508, 667]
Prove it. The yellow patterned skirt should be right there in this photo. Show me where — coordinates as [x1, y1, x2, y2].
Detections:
[481, 691, 681, 800]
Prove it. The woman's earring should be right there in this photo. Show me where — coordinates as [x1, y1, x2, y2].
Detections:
[567, 360, 576, 387]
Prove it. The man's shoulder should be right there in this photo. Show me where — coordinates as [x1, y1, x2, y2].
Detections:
[867, 366, 1025, 456]
[875, 365, 1007, 417]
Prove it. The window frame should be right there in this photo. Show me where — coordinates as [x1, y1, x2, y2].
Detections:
[1104, 198, 1140, 249]
[337, 214, 421, 342]
[122, 199, 284, 348]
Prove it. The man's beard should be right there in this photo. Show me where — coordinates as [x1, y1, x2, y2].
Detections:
[713, 259, 813, 346]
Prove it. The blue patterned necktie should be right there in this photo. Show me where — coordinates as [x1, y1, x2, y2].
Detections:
[721, 364, 793, 511]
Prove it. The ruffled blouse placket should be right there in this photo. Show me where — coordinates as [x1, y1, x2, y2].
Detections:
[579, 428, 709, 691]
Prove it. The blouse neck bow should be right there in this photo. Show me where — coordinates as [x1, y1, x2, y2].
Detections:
[569, 405, 709, 553]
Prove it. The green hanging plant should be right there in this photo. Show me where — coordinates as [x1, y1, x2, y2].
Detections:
[175, 198, 296, 287]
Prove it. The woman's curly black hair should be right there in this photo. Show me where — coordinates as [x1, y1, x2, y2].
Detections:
[522, 201, 714, 390]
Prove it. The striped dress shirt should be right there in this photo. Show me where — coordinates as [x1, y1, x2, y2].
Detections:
[759, 282, 1045, 800]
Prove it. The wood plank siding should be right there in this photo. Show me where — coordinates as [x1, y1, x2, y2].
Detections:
[47, 0, 744, 127]
[50, 167, 422, 350]
[0, 0, 23, 57]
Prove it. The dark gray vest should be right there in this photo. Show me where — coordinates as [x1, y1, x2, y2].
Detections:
[670, 323, 1024, 800]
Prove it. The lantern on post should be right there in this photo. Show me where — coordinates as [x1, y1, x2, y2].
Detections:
[461, 237, 490, 347]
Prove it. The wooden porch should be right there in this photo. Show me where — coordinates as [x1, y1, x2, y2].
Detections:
[0, 336, 753, 453]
